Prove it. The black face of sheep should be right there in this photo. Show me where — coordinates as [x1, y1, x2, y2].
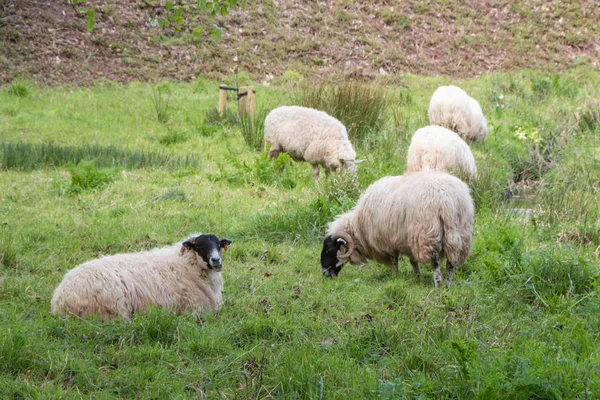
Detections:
[183, 235, 232, 271]
[321, 234, 353, 277]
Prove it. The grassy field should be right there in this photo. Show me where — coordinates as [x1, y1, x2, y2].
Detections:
[1, 67, 600, 398]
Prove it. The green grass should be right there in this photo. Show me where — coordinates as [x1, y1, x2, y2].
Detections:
[1, 67, 599, 398]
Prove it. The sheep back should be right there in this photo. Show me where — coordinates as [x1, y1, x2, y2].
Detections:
[428, 85, 488, 141]
[406, 125, 477, 180]
[328, 171, 474, 266]
[264, 106, 356, 170]
[51, 244, 223, 320]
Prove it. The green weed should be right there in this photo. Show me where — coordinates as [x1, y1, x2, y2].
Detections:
[67, 160, 115, 193]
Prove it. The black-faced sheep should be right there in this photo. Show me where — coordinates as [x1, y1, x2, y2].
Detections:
[264, 106, 361, 179]
[406, 125, 478, 181]
[51, 234, 232, 320]
[321, 171, 474, 287]
[428, 85, 488, 141]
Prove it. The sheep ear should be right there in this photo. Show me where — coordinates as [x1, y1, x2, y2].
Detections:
[220, 239, 232, 251]
[355, 159, 365, 164]
[182, 241, 194, 250]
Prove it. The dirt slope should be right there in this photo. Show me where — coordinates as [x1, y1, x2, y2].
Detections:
[1, 0, 599, 86]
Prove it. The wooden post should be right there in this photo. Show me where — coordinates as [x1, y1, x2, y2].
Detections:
[218, 85, 228, 118]
[238, 86, 255, 120]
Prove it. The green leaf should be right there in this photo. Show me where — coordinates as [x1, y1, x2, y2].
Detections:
[166, 1, 173, 10]
[229, 0, 237, 8]
[197, 0, 207, 10]
[210, 24, 223, 42]
[220, 5, 228, 16]
[85, 9, 95, 32]
[192, 27, 203, 37]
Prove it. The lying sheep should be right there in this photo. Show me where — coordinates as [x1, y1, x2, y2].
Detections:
[406, 125, 477, 181]
[264, 106, 361, 179]
[51, 234, 232, 320]
[321, 171, 474, 287]
[428, 85, 488, 141]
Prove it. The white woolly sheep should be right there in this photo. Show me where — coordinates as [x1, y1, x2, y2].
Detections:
[321, 170, 474, 287]
[428, 85, 488, 141]
[264, 106, 361, 179]
[51, 234, 232, 320]
[406, 125, 478, 181]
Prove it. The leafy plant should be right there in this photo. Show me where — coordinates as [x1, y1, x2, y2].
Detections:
[67, 160, 115, 193]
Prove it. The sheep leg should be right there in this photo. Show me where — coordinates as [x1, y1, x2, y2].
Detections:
[431, 253, 442, 288]
[325, 167, 331, 178]
[268, 147, 281, 159]
[312, 164, 320, 180]
[392, 256, 398, 277]
[410, 259, 422, 278]
[445, 260, 455, 286]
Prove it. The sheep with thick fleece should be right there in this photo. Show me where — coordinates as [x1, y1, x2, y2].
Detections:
[428, 85, 488, 141]
[406, 125, 477, 181]
[264, 106, 360, 179]
[51, 234, 232, 320]
[321, 171, 474, 287]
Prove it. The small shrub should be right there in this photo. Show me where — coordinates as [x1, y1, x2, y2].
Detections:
[240, 110, 267, 151]
[158, 129, 187, 146]
[67, 160, 115, 193]
[151, 87, 170, 124]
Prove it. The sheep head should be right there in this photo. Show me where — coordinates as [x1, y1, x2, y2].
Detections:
[182, 234, 232, 271]
[321, 232, 354, 277]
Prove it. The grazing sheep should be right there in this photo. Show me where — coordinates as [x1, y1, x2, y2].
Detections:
[406, 125, 478, 181]
[428, 85, 488, 141]
[321, 171, 474, 287]
[51, 234, 232, 320]
[264, 106, 361, 179]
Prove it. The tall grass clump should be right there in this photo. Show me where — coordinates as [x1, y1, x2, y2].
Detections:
[0, 228, 17, 270]
[151, 87, 170, 124]
[0, 143, 199, 170]
[292, 81, 387, 145]
[240, 110, 268, 151]
[158, 129, 187, 146]
[517, 246, 595, 308]
[6, 80, 31, 98]
[575, 100, 600, 134]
